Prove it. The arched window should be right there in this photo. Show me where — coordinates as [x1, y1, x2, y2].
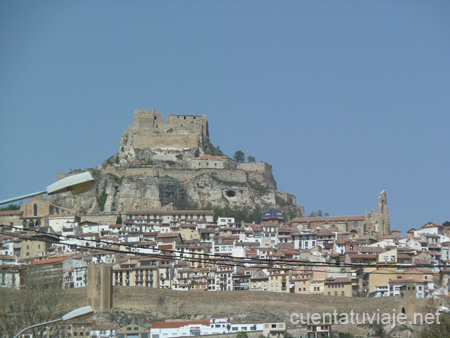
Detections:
[33, 203, 38, 216]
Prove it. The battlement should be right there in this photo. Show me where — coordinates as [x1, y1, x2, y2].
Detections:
[133, 109, 164, 128]
[132, 109, 208, 136]
[119, 109, 210, 166]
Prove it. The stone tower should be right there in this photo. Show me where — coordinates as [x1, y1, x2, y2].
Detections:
[377, 190, 391, 238]
[118, 109, 209, 166]
[365, 190, 391, 240]
[87, 264, 113, 311]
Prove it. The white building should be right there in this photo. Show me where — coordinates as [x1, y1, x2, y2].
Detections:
[150, 314, 262, 338]
[292, 231, 317, 250]
[90, 323, 119, 338]
[49, 217, 77, 233]
[0, 265, 20, 289]
[217, 217, 235, 226]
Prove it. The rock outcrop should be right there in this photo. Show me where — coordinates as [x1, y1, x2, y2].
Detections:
[53, 109, 302, 220]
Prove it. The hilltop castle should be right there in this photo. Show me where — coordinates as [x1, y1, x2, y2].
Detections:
[118, 110, 211, 167]
[55, 109, 302, 219]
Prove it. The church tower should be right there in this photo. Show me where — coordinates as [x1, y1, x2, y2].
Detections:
[376, 190, 391, 239]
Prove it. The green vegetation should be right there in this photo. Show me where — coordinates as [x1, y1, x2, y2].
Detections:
[369, 324, 387, 337]
[210, 204, 264, 224]
[276, 195, 290, 207]
[233, 150, 245, 163]
[332, 333, 356, 338]
[173, 198, 199, 211]
[443, 221, 450, 227]
[420, 303, 450, 337]
[248, 181, 269, 192]
[247, 155, 256, 162]
[167, 128, 174, 133]
[0, 204, 20, 211]
[203, 139, 224, 156]
[109, 174, 125, 185]
[97, 188, 108, 211]
[236, 332, 248, 338]
[116, 213, 123, 225]
[308, 210, 329, 217]
[105, 155, 119, 166]
[210, 174, 246, 187]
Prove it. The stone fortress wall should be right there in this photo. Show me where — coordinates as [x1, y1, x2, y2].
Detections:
[55, 108, 302, 216]
[100, 166, 249, 185]
[237, 162, 274, 186]
[123, 109, 208, 151]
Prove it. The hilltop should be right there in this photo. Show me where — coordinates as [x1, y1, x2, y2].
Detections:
[53, 109, 302, 220]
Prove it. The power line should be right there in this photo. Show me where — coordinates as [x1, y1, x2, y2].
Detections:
[1, 224, 446, 276]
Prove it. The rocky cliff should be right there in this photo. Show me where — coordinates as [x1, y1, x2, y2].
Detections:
[53, 109, 302, 220]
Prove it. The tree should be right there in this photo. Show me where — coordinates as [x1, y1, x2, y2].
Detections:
[419, 300, 450, 337]
[116, 213, 123, 224]
[443, 221, 450, 227]
[236, 332, 248, 338]
[247, 156, 256, 163]
[0, 204, 20, 211]
[0, 267, 70, 338]
[308, 210, 329, 217]
[233, 150, 245, 163]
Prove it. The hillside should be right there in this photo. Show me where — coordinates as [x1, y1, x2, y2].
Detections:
[52, 109, 302, 220]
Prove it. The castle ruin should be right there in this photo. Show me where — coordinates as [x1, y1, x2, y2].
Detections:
[55, 108, 302, 219]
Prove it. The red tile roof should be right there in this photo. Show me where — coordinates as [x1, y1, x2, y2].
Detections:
[0, 210, 22, 216]
[156, 233, 181, 238]
[29, 256, 71, 265]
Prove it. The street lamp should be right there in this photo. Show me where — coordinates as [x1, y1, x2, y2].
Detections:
[0, 172, 95, 206]
[13, 305, 94, 338]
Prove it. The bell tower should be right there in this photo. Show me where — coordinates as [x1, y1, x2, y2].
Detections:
[377, 190, 391, 239]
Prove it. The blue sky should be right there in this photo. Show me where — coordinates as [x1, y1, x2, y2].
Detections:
[1, 1, 449, 234]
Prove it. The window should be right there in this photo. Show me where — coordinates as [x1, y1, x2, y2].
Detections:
[33, 204, 38, 216]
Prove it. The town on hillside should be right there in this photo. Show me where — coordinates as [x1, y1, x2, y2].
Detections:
[1, 190, 448, 296]
[1, 189, 449, 337]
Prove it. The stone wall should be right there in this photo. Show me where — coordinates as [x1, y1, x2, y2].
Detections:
[53, 109, 300, 216]
[81, 213, 120, 225]
[237, 162, 274, 187]
[119, 110, 209, 166]
[61, 287, 430, 325]
[0, 212, 22, 227]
